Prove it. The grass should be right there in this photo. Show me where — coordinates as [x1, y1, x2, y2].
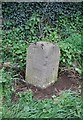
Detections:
[1, 67, 82, 118]
[1, 68, 82, 118]
[2, 88, 82, 118]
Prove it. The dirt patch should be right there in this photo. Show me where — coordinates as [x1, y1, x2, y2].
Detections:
[12, 70, 80, 101]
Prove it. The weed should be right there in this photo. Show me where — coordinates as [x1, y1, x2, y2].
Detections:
[2, 89, 82, 118]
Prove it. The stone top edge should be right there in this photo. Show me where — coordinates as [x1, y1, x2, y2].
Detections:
[31, 41, 55, 45]
[29, 41, 59, 48]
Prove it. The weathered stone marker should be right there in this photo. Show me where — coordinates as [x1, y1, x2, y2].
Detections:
[26, 41, 60, 89]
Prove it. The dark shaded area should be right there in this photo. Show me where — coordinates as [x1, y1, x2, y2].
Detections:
[2, 2, 82, 29]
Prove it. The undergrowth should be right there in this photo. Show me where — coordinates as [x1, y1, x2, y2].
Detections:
[2, 12, 82, 73]
[1, 8, 82, 119]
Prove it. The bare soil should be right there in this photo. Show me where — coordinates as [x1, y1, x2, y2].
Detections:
[12, 69, 80, 101]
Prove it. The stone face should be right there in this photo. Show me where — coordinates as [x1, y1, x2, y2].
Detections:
[26, 41, 60, 89]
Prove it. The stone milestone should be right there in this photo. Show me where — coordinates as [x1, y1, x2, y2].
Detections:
[26, 41, 60, 89]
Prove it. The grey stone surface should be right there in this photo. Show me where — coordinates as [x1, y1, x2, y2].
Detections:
[26, 41, 60, 89]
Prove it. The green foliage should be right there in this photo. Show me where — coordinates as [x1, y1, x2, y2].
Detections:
[2, 2, 82, 28]
[58, 33, 81, 73]
[2, 12, 82, 73]
[2, 28, 28, 69]
[2, 13, 59, 69]
[42, 25, 58, 43]
[56, 11, 82, 74]
[2, 4, 82, 119]
[25, 13, 59, 43]
[57, 11, 82, 39]
[25, 13, 40, 43]
[2, 90, 82, 118]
